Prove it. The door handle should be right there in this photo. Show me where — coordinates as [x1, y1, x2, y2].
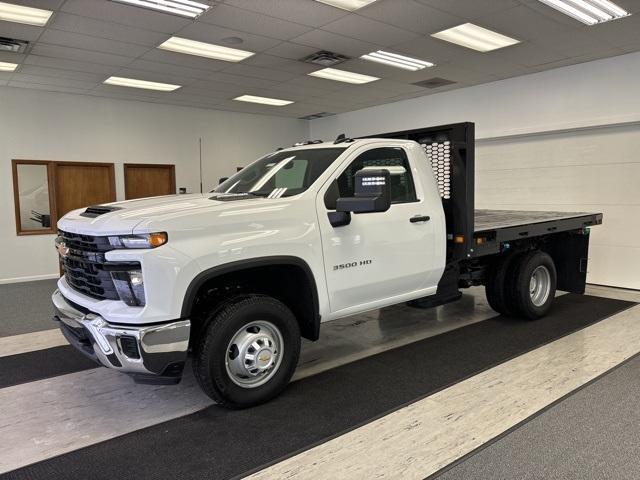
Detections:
[410, 215, 430, 223]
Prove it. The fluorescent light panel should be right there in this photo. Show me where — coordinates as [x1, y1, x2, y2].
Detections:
[361, 50, 434, 71]
[308, 67, 379, 84]
[111, 0, 210, 18]
[0, 1, 52, 26]
[431, 23, 520, 52]
[234, 95, 293, 106]
[314, 0, 378, 11]
[537, 0, 630, 25]
[104, 76, 181, 91]
[158, 37, 254, 62]
[0, 61, 18, 71]
[0, 61, 18, 72]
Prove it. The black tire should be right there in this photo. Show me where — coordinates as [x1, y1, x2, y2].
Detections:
[508, 251, 557, 320]
[485, 253, 520, 316]
[192, 294, 301, 409]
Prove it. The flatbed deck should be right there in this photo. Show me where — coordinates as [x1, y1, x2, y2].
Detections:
[475, 209, 601, 233]
[471, 209, 603, 257]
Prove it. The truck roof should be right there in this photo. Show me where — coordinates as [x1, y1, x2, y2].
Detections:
[279, 137, 415, 153]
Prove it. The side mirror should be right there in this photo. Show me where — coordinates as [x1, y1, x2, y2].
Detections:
[336, 169, 391, 214]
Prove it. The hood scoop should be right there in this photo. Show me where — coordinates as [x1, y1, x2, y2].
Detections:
[80, 205, 122, 218]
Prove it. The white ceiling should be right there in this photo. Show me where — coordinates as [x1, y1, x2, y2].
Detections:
[1, 0, 639, 118]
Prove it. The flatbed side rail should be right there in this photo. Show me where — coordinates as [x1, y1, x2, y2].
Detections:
[471, 212, 603, 258]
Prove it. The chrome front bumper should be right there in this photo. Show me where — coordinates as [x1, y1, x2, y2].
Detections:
[52, 289, 190, 384]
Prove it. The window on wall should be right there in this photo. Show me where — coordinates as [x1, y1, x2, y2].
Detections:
[12, 160, 116, 236]
[11, 160, 56, 235]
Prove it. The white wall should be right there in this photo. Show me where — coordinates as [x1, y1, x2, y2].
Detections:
[311, 51, 640, 290]
[0, 87, 308, 283]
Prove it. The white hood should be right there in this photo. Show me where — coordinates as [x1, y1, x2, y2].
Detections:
[56, 193, 259, 235]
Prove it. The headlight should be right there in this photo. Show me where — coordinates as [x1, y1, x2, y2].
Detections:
[110, 270, 146, 306]
[108, 232, 167, 249]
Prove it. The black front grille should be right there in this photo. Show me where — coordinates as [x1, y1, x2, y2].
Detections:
[59, 230, 119, 301]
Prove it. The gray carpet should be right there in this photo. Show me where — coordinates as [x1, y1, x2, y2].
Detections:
[0, 279, 58, 337]
[436, 354, 640, 480]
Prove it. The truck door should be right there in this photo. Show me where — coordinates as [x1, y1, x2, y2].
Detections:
[317, 145, 442, 315]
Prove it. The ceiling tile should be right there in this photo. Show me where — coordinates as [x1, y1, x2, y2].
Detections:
[23, 54, 118, 74]
[358, 0, 462, 34]
[198, 4, 313, 40]
[60, 0, 191, 33]
[0, 72, 13, 81]
[290, 29, 380, 57]
[321, 14, 421, 46]
[38, 29, 150, 58]
[17, 64, 105, 82]
[417, 0, 520, 20]
[10, 73, 96, 89]
[31, 43, 134, 67]
[48, 12, 170, 47]
[0, 52, 25, 64]
[193, 72, 281, 89]
[263, 80, 342, 97]
[7, 0, 64, 9]
[221, 63, 299, 82]
[180, 81, 250, 96]
[126, 59, 215, 80]
[177, 22, 281, 53]
[586, 14, 640, 48]
[491, 41, 568, 67]
[0, 20, 44, 42]
[263, 42, 318, 60]
[225, 0, 349, 28]
[6, 81, 89, 94]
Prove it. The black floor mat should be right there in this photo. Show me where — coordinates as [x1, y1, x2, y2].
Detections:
[2, 294, 634, 480]
[0, 345, 98, 389]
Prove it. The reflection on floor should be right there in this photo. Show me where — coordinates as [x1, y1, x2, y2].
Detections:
[0, 281, 638, 477]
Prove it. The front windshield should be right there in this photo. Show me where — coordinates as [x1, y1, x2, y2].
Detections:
[213, 148, 345, 198]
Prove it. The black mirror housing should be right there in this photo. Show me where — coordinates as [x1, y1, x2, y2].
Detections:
[336, 169, 391, 214]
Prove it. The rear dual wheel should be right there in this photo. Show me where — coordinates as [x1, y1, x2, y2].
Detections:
[485, 250, 557, 320]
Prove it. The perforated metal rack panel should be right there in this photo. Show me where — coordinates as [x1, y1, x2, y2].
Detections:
[423, 141, 451, 199]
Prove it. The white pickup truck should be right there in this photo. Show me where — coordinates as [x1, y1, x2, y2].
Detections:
[53, 122, 602, 408]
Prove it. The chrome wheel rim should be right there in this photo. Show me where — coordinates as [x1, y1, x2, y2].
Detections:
[225, 320, 284, 388]
[529, 265, 551, 307]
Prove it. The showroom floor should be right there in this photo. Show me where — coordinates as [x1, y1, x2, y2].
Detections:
[1, 280, 639, 479]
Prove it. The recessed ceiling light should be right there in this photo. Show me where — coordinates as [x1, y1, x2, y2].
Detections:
[308, 67, 379, 84]
[0, 1, 52, 26]
[104, 76, 181, 92]
[537, 0, 630, 25]
[234, 95, 293, 106]
[0, 61, 18, 72]
[431, 23, 520, 52]
[361, 50, 435, 71]
[158, 37, 254, 62]
[110, 0, 210, 18]
[314, 0, 379, 11]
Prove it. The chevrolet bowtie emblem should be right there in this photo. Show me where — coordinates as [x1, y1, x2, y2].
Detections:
[56, 241, 69, 258]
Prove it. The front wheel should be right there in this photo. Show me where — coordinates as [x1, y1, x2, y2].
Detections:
[192, 295, 301, 408]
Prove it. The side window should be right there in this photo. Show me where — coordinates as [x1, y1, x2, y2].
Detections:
[324, 147, 417, 209]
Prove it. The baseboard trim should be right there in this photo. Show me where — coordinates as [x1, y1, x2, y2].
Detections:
[0, 273, 60, 285]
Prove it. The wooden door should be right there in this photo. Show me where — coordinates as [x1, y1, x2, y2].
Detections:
[55, 163, 116, 217]
[124, 164, 176, 200]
